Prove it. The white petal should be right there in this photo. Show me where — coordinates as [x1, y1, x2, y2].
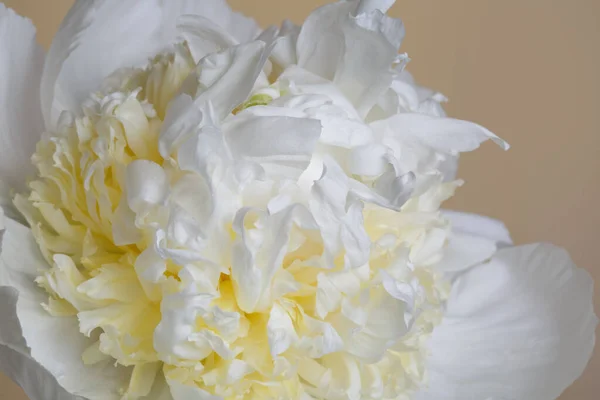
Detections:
[270, 20, 300, 69]
[373, 113, 509, 154]
[278, 66, 362, 121]
[154, 286, 216, 363]
[348, 144, 390, 176]
[356, 0, 397, 14]
[230, 208, 269, 313]
[189, 330, 238, 360]
[299, 316, 344, 358]
[159, 94, 209, 159]
[168, 378, 222, 400]
[371, 170, 415, 210]
[338, 10, 404, 115]
[270, 93, 373, 148]
[435, 211, 512, 273]
[125, 160, 170, 213]
[231, 205, 319, 313]
[442, 210, 513, 246]
[176, 123, 229, 192]
[177, 15, 239, 63]
[437, 153, 459, 182]
[339, 288, 409, 362]
[340, 199, 371, 269]
[168, 0, 258, 44]
[296, 1, 405, 116]
[196, 41, 270, 120]
[111, 193, 141, 246]
[267, 303, 298, 356]
[0, 206, 4, 250]
[170, 174, 214, 228]
[41, 0, 258, 129]
[134, 248, 166, 302]
[380, 270, 415, 311]
[0, 217, 129, 399]
[419, 244, 598, 400]
[436, 232, 497, 273]
[296, 2, 355, 80]
[347, 147, 416, 211]
[0, 343, 80, 400]
[316, 275, 342, 319]
[310, 158, 371, 269]
[0, 5, 44, 198]
[223, 109, 321, 170]
[381, 69, 448, 119]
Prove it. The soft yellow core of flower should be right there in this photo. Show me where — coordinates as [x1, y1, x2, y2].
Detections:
[15, 44, 451, 400]
[15, 45, 197, 399]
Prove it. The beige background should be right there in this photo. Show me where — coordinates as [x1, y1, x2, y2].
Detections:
[1, 0, 598, 399]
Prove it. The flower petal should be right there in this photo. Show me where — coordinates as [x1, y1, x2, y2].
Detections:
[435, 211, 512, 273]
[442, 210, 513, 246]
[267, 303, 298, 357]
[435, 232, 497, 273]
[309, 158, 371, 269]
[296, 0, 405, 116]
[177, 15, 239, 63]
[0, 5, 44, 207]
[270, 20, 300, 70]
[223, 109, 322, 173]
[159, 94, 209, 159]
[196, 41, 270, 120]
[167, 378, 221, 400]
[418, 243, 598, 400]
[231, 205, 319, 313]
[125, 160, 170, 213]
[174, 0, 259, 43]
[270, 93, 373, 149]
[356, 0, 397, 14]
[374, 113, 509, 154]
[0, 343, 81, 400]
[0, 217, 129, 399]
[41, 0, 258, 129]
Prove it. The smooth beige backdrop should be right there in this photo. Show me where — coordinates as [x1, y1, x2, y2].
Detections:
[1, 1, 598, 399]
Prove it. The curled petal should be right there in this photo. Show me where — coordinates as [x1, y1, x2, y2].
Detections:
[374, 113, 509, 154]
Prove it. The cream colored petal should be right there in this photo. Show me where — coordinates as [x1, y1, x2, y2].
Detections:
[0, 217, 130, 399]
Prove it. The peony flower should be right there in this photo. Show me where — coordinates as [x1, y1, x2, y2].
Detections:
[0, 0, 596, 399]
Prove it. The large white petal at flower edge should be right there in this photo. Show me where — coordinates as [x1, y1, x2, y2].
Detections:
[41, 0, 259, 130]
[0, 216, 131, 400]
[0, 5, 45, 218]
[419, 241, 598, 400]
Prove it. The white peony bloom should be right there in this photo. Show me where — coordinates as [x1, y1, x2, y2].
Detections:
[0, 1, 596, 400]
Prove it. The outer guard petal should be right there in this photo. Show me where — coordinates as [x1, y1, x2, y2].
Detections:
[0, 217, 129, 399]
[41, 0, 258, 129]
[419, 243, 598, 400]
[0, 5, 45, 209]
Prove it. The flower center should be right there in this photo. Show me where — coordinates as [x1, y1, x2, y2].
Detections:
[15, 43, 452, 400]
